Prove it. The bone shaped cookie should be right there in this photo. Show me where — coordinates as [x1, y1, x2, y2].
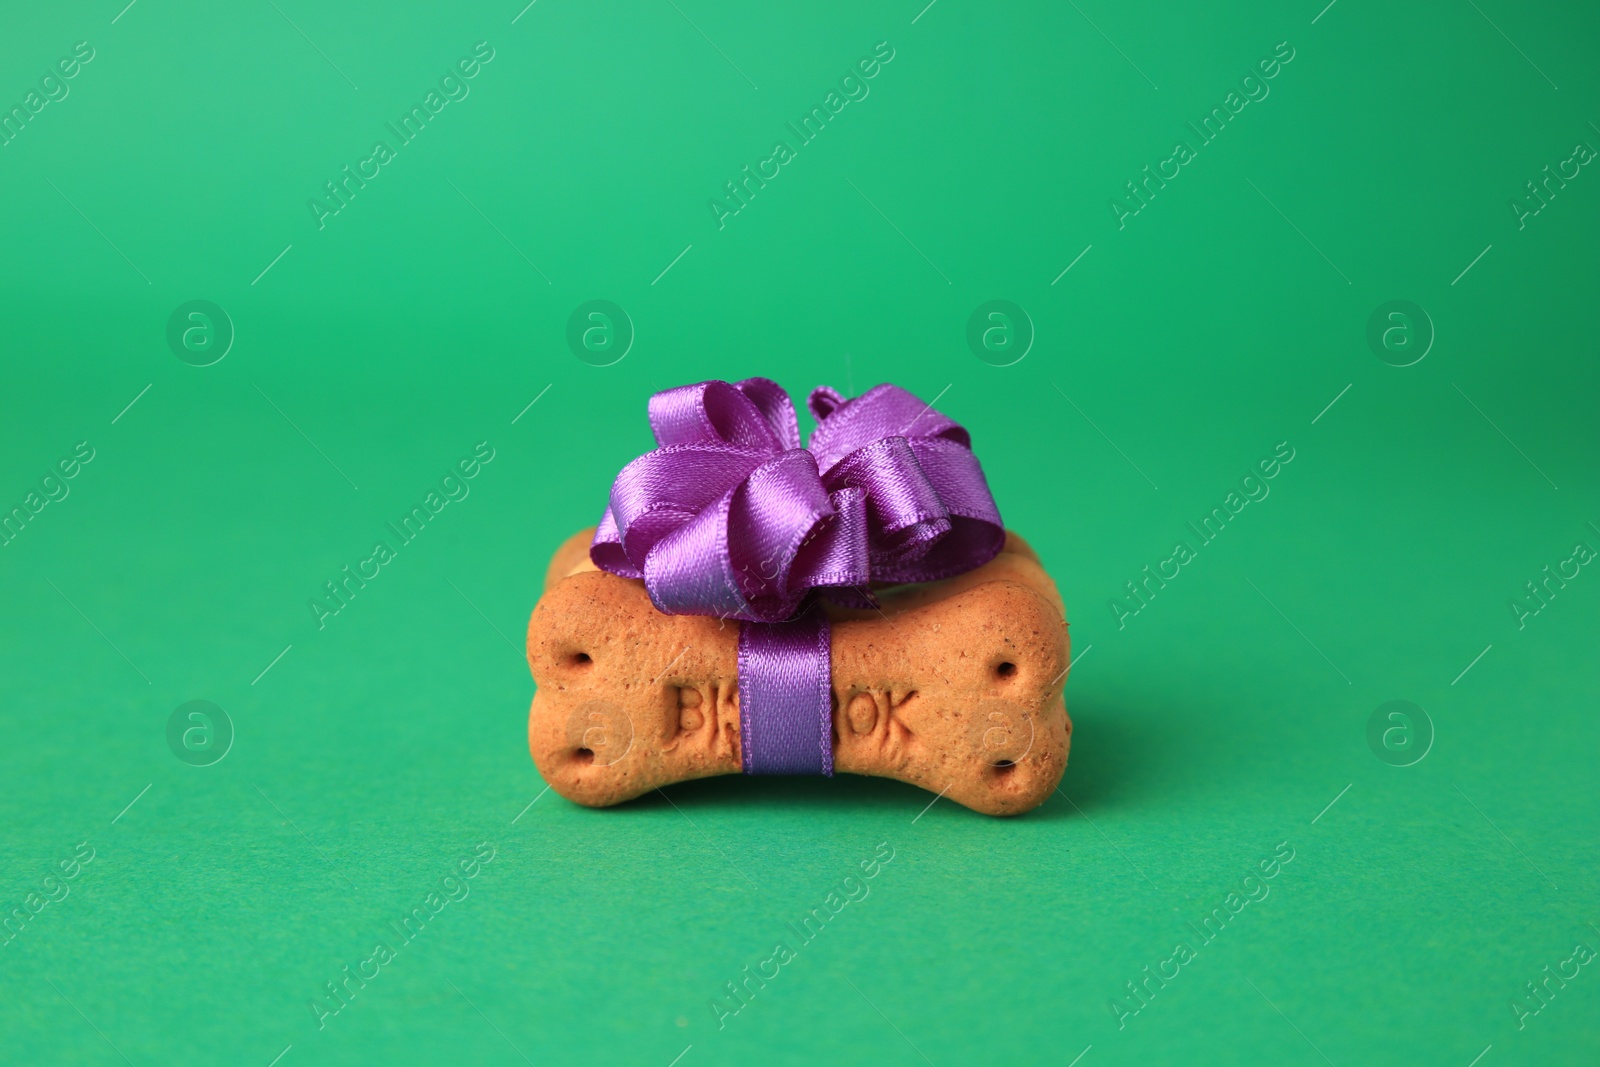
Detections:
[526, 527, 1072, 815]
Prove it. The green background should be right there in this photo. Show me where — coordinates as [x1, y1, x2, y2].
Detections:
[2, 0, 1596, 1063]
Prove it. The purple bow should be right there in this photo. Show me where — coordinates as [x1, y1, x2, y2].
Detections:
[591, 378, 1003, 776]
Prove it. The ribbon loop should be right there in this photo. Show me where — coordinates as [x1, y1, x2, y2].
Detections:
[807, 383, 969, 472]
[592, 379, 1003, 776]
[822, 436, 950, 559]
[728, 449, 832, 621]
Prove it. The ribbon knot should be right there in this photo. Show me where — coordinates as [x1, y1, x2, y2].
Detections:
[591, 378, 1003, 775]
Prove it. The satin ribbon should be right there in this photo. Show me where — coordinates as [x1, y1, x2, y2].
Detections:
[591, 378, 1003, 775]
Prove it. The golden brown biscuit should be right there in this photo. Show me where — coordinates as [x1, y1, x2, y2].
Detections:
[526, 528, 1071, 815]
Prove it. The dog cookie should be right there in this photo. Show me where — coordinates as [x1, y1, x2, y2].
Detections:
[526, 527, 1072, 815]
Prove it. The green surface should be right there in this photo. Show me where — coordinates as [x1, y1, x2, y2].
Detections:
[2, 1, 1597, 1064]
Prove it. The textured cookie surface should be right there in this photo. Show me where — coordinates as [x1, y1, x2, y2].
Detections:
[526, 528, 1071, 815]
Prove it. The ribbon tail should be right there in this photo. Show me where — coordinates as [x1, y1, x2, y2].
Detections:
[737, 607, 833, 776]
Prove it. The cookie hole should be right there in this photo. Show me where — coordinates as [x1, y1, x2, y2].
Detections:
[996, 661, 1017, 679]
[570, 652, 593, 668]
[572, 747, 595, 765]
